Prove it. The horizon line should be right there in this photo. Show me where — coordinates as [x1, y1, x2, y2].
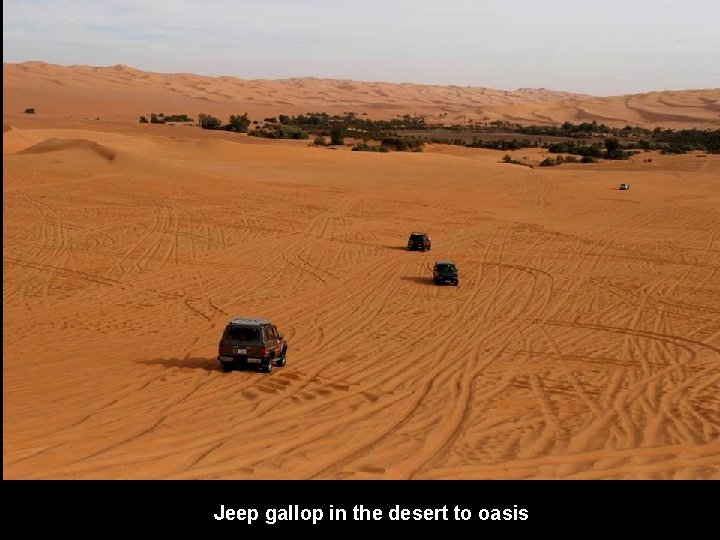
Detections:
[6, 59, 720, 100]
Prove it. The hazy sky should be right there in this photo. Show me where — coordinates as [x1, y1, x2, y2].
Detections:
[4, 0, 720, 95]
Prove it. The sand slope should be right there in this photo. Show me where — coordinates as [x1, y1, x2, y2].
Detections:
[3, 124, 719, 479]
[478, 90, 720, 128]
[2, 61, 582, 124]
[4, 61, 719, 128]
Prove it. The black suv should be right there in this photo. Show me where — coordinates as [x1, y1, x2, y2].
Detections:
[408, 232, 431, 251]
[217, 317, 288, 373]
[433, 260, 459, 286]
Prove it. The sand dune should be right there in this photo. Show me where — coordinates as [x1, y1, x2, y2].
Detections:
[3, 120, 719, 479]
[3, 61, 584, 125]
[19, 138, 116, 161]
[478, 91, 720, 128]
[4, 61, 718, 128]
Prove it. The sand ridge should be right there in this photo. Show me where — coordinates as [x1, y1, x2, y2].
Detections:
[3, 120, 720, 479]
[19, 138, 116, 161]
[479, 90, 720, 129]
[4, 61, 719, 128]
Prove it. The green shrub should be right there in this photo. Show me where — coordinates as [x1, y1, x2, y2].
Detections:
[330, 123, 345, 145]
[227, 113, 251, 133]
[467, 138, 533, 150]
[547, 142, 604, 158]
[379, 137, 424, 151]
[198, 113, 223, 130]
[352, 142, 388, 152]
[660, 144, 692, 154]
[501, 154, 533, 167]
[248, 127, 308, 140]
[163, 114, 193, 122]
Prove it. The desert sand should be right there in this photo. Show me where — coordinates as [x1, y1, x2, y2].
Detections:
[4, 61, 720, 128]
[3, 65, 720, 479]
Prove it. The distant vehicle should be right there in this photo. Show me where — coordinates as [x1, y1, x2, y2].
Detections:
[619, 183, 630, 190]
[433, 260, 459, 286]
[408, 232, 431, 251]
[217, 317, 287, 373]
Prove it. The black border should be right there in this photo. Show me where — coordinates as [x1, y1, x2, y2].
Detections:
[4, 479, 716, 532]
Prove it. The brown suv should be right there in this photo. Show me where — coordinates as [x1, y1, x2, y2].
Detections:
[217, 317, 288, 373]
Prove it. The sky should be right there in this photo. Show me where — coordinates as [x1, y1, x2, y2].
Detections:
[3, 0, 720, 95]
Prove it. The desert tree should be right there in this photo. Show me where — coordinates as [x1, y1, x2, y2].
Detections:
[227, 113, 251, 133]
[198, 113, 223, 130]
[330, 122, 345, 145]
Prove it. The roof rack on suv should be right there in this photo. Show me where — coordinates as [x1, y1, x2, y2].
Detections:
[218, 316, 288, 373]
[228, 316, 271, 325]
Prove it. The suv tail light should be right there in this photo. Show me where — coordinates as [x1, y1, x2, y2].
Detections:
[260, 346, 268, 357]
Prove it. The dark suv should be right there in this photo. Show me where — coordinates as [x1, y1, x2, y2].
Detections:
[408, 232, 431, 251]
[217, 317, 288, 373]
[433, 260, 459, 286]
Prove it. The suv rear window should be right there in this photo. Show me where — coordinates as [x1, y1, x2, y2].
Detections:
[436, 264, 456, 272]
[224, 326, 261, 342]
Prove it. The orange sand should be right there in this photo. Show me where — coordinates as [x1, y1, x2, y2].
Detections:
[5, 61, 719, 128]
[3, 64, 720, 479]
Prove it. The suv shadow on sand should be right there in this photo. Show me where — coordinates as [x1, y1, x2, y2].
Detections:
[401, 276, 436, 285]
[139, 357, 219, 372]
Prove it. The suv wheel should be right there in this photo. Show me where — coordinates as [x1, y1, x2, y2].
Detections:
[276, 349, 287, 368]
[262, 360, 273, 373]
[221, 362, 233, 372]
